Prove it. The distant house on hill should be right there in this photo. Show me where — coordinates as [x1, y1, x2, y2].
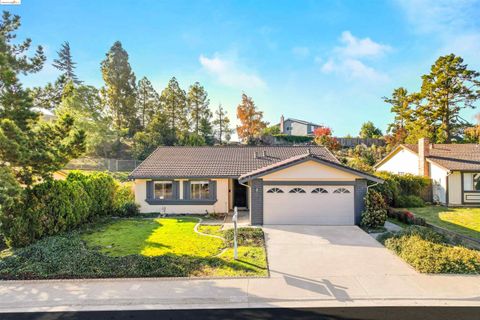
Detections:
[279, 115, 323, 136]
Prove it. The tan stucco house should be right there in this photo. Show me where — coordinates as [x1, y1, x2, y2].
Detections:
[129, 146, 382, 225]
[375, 138, 480, 206]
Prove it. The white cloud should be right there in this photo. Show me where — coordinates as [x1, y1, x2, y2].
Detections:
[199, 53, 266, 89]
[336, 31, 391, 58]
[319, 31, 390, 82]
[292, 46, 310, 58]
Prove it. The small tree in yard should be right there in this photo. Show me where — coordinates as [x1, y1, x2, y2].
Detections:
[313, 127, 340, 151]
[361, 189, 387, 228]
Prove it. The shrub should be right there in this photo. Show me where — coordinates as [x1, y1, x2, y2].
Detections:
[224, 228, 264, 247]
[382, 226, 480, 274]
[373, 172, 430, 207]
[272, 134, 313, 144]
[387, 208, 426, 226]
[395, 195, 425, 208]
[361, 189, 387, 228]
[113, 182, 139, 217]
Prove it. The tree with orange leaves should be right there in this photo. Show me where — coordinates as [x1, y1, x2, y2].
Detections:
[236, 93, 267, 144]
[313, 127, 340, 151]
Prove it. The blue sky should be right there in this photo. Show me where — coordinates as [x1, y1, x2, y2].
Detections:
[7, 0, 480, 136]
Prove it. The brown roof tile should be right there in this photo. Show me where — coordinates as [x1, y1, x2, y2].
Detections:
[129, 146, 339, 179]
[403, 143, 480, 171]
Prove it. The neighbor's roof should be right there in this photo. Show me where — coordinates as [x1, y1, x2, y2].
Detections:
[376, 143, 480, 171]
[129, 146, 339, 179]
[238, 153, 383, 183]
[280, 118, 322, 127]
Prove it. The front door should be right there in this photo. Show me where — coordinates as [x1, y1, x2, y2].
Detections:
[233, 179, 248, 208]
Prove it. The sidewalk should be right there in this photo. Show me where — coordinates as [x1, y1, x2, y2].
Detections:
[0, 274, 479, 312]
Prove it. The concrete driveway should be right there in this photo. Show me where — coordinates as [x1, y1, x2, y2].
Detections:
[263, 225, 415, 278]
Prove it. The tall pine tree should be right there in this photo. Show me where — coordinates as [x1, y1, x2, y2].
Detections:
[101, 41, 138, 136]
[0, 11, 45, 129]
[52, 41, 81, 84]
[418, 54, 480, 142]
[160, 77, 188, 142]
[212, 104, 233, 144]
[136, 76, 160, 129]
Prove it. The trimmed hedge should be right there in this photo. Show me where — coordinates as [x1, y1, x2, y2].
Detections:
[0, 171, 139, 248]
[272, 134, 314, 144]
[361, 189, 387, 228]
[381, 226, 480, 274]
[374, 172, 429, 207]
[387, 208, 426, 226]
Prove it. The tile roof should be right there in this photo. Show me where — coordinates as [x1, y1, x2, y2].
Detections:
[403, 143, 480, 171]
[129, 146, 339, 179]
[238, 153, 383, 183]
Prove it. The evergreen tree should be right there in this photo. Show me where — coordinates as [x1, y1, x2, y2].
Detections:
[0, 12, 85, 186]
[236, 94, 267, 144]
[101, 41, 138, 136]
[132, 111, 174, 159]
[418, 54, 480, 142]
[136, 76, 160, 129]
[212, 104, 233, 144]
[0, 11, 45, 130]
[160, 77, 188, 142]
[187, 82, 210, 135]
[52, 41, 81, 84]
[383, 87, 414, 133]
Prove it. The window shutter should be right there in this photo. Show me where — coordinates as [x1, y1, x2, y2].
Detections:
[146, 181, 154, 199]
[183, 181, 190, 200]
[209, 180, 217, 200]
[173, 181, 180, 199]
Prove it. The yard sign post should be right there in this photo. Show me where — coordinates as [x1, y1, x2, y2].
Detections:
[233, 206, 238, 260]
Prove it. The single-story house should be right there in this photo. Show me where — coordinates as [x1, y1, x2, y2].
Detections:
[129, 146, 382, 225]
[374, 138, 480, 206]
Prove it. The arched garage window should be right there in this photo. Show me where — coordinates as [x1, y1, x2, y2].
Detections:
[267, 187, 284, 193]
[289, 187, 306, 193]
[333, 187, 350, 194]
[312, 187, 328, 194]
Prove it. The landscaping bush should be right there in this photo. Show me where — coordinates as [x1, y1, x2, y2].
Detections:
[387, 208, 426, 226]
[373, 172, 430, 207]
[361, 189, 387, 228]
[1, 171, 135, 248]
[67, 171, 116, 217]
[272, 134, 314, 144]
[395, 195, 425, 208]
[224, 227, 264, 247]
[113, 183, 140, 217]
[381, 226, 480, 274]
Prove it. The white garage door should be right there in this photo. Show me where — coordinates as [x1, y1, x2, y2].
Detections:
[263, 185, 355, 225]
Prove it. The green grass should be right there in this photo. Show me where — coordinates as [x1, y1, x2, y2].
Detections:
[408, 206, 480, 240]
[197, 224, 224, 237]
[82, 218, 224, 257]
[0, 217, 268, 279]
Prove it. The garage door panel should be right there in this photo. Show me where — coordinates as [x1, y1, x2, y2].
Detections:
[263, 185, 354, 225]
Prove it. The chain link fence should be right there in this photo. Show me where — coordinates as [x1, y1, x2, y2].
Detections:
[65, 158, 141, 172]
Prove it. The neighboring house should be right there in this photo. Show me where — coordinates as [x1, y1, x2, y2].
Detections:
[375, 138, 480, 206]
[129, 146, 382, 225]
[279, 115, 322, 136]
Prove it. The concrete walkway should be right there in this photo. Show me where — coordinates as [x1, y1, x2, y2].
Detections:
[0, 226, 479, 312]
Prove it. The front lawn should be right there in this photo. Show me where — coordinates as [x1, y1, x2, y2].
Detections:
[408, 206, 480, 240]
[0, 217, 268, 279]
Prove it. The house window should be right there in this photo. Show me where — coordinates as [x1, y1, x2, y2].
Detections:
[333, 187, 350, 194]
[190, 181, 210, 200]
[267, 187, 284, 193]
[154, 181, 173, 199]
[312, 187, 328, 194]
[463, 173, 480, 191]
[289, 187, 306, 193]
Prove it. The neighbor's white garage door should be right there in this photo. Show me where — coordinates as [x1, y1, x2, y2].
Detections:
[263, 185, 354, 225]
